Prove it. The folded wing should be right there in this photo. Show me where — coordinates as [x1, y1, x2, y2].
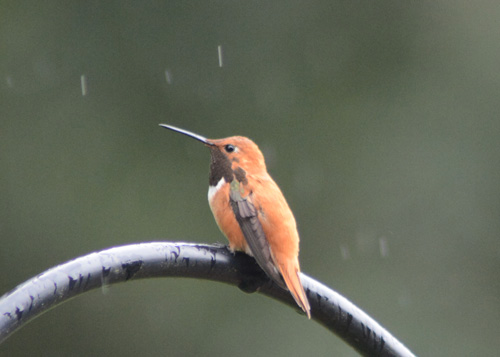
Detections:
[229, 179, 286, 289]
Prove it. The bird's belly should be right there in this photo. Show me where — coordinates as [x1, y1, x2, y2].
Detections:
[208, 182, 250, 254]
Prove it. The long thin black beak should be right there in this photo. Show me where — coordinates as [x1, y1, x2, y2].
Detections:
[159, 124, 214, 146]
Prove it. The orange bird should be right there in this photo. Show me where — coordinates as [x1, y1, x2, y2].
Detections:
[160, 124, 311, 318]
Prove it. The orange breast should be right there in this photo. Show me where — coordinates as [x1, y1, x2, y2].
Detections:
[208, 182, 251, 254]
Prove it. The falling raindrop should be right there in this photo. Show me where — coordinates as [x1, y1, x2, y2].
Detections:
[6, 75, 13, 88]
[379, 237, 389, 258]
[165, 69, 172, 84]
[218, 45, 223, 67]
[340, 244, 350, 260]
[80, 74, 87, 96]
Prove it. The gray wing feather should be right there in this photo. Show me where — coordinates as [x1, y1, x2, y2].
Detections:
[229, 181, 286, 289]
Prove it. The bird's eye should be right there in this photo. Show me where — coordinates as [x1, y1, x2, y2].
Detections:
[225, 144, 235, 153]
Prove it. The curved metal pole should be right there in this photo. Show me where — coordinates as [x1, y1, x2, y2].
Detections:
[0, 242, 415, 356]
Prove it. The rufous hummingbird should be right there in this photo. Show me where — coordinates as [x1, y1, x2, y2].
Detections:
[160, 124, 311, 318]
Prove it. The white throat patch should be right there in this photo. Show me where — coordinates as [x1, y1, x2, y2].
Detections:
[208, 178, 226, 202]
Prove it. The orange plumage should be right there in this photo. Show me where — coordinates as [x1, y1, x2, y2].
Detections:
[161, 125, 311, 318]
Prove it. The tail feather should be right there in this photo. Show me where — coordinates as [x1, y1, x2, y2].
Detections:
[278, 263, 311, 319]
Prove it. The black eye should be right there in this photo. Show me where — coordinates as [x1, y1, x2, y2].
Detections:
[225, 144, 235, 153]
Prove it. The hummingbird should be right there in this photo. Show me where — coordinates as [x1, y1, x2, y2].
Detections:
[160, 124, 311, 318]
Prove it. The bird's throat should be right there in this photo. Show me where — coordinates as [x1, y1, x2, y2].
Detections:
[208, 177, 226, 202]
[209, 147, 233, 186]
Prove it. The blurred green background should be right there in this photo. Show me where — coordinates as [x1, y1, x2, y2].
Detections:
[1, 1, 499, 356]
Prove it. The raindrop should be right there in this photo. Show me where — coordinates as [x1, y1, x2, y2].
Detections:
[80, 74, 87, 96]
[6, 75, 13, 88]
[101, 283, 111, 295]
[165, 69, 172, 84]
[218, 45, 223, 67]
[379, 237, 389, 258]
[340, 244, 350, 260]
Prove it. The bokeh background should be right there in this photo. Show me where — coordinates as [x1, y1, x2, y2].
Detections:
[1, 1, 499, 356]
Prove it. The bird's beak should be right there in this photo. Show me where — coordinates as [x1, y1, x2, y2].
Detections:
[159, 124, 215, 146]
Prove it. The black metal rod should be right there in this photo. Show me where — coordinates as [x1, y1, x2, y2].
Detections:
[0, 242, 415, 356]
